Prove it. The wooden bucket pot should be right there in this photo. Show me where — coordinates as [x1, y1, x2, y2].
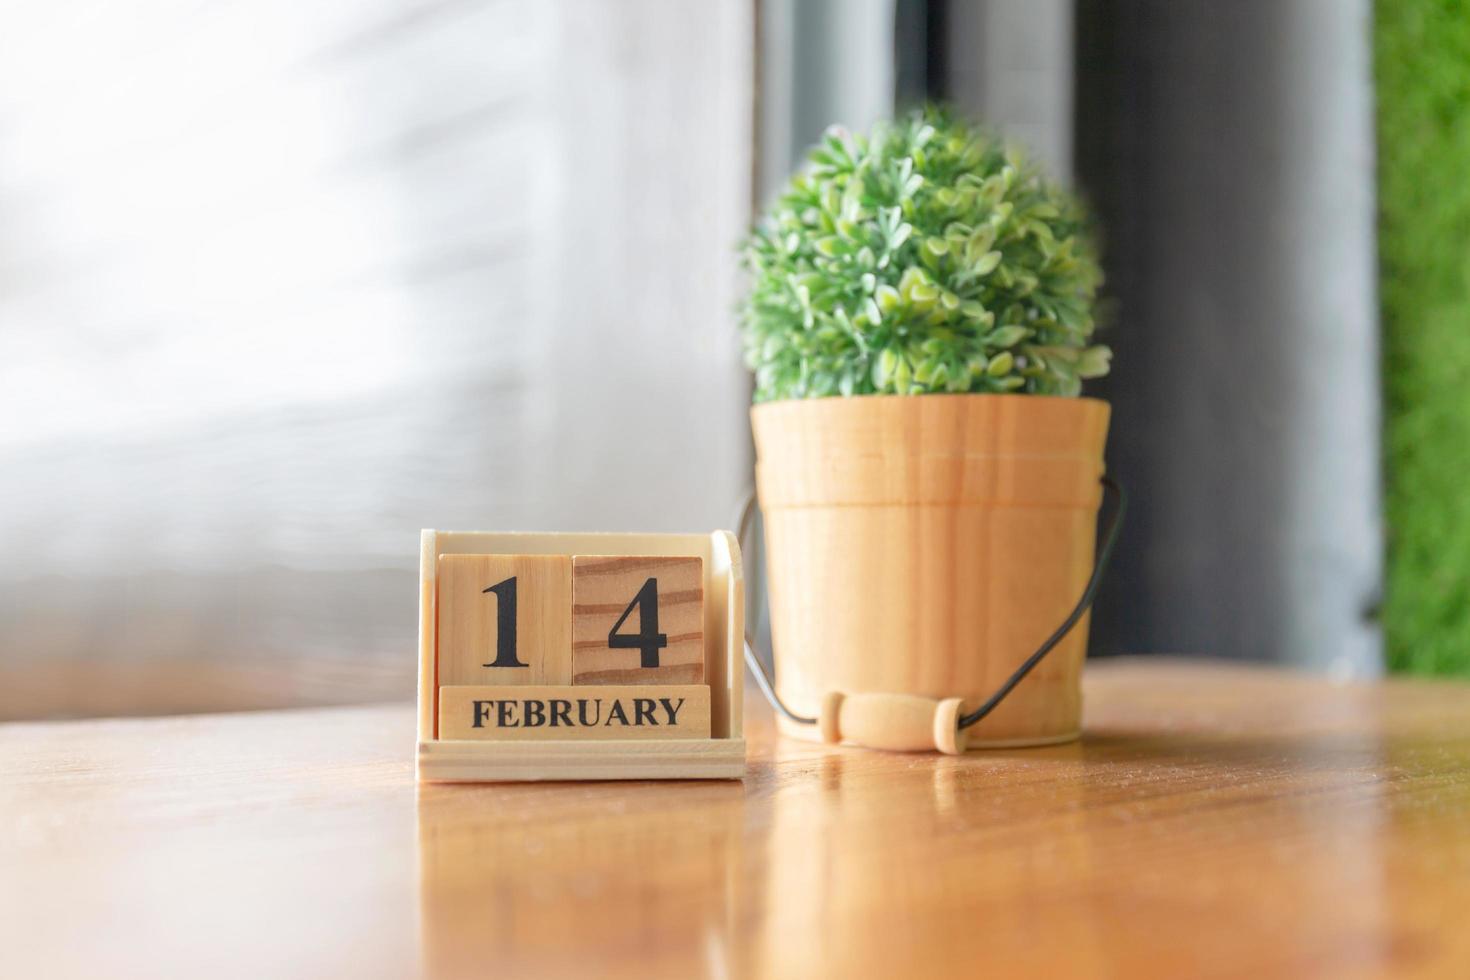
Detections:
[751, 394, 1111, 748]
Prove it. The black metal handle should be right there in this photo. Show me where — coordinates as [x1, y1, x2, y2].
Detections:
[738, 475, 1128, 733]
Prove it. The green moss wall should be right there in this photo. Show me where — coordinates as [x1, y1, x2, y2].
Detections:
[1377, 0, 1470, 674]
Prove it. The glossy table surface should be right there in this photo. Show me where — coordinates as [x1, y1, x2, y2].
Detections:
[4, 658, 1470, 979]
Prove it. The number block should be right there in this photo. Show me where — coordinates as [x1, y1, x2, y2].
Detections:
[438, 684, 711, 741]
[572, 555, 705, 685]
[438, 554, 572, 687]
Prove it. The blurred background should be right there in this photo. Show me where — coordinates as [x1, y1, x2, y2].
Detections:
[0, 0, 1456, 720]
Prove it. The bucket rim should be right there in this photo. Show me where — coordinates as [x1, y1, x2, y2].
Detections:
[750, 392, 1109, 416]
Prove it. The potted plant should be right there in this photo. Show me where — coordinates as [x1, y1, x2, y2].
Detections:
[743, 107, 1112, 750]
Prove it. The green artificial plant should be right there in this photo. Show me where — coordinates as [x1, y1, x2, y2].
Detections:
[741, 106, 1108, 402]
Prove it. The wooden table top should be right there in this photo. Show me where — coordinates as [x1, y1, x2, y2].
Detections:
[4, 658, 1469, 979]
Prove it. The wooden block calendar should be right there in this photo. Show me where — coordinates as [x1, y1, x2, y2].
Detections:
[416, 530, 745, 782]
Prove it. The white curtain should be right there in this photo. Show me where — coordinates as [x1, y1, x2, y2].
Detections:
[0, 0, 754, 717]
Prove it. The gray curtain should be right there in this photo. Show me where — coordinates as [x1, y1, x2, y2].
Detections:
[1074, 0, 1382, 673]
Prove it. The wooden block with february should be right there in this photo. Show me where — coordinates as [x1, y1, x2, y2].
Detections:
[437, 554, 572, 687]
[572, 555, 705, 685]
[439, 684, 711, 741]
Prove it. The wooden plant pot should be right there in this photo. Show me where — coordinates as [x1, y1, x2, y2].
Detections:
[752, 394, 1110, 749]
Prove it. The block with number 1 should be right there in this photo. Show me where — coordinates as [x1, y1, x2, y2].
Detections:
[437, 554, 572, 686]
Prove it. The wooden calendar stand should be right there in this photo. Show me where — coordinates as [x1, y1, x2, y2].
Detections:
[416, 529, 746, 781]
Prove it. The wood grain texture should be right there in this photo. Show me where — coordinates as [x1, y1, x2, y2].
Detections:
[572, 555, 704, 685]
[438, 684, 710, 741]
[8, 659, 1470, 978]
[437, 554, 572, 688]
[753, 394, 1111, 747]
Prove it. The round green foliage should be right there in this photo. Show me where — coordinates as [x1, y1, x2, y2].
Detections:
[741, 107, 1108, 402]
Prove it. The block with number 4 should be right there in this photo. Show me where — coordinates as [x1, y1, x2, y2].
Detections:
[572, 555, 704, 685]
[438, 554, 572, 686]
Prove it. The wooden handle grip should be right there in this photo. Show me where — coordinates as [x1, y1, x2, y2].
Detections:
[818, 692, 967, 755]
